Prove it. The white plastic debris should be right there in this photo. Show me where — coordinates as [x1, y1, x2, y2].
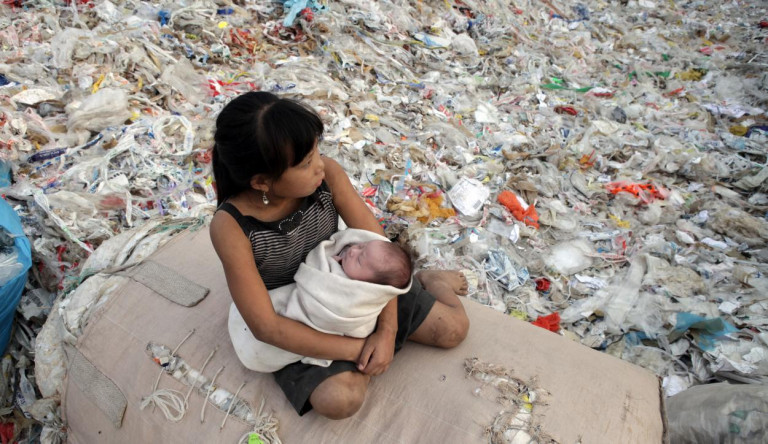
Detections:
[0, 0, 767, 442]
[447, 177, 490, 218]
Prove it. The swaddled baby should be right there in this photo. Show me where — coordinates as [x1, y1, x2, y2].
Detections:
[229, 229, 413, 372]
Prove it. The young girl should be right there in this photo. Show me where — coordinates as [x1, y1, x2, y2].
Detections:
[210, 91, 469, 419]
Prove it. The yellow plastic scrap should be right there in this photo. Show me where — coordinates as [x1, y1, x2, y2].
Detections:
[609, 214, 631, 228]
[729, 125, 748, 136]
[509, 310, 528, 321]
[91, 73, 106, 94]
[677, 69, 707, 81]
[521, 394, 533, 412]
[386, 193, 455, 223]
[387, 196, 429, 220]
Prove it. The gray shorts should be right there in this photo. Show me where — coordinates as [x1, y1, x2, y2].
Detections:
[272, 278, 436, 415]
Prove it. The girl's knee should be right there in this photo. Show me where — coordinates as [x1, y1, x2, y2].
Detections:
[439, 311, 469, 349]
[310, 372, 368, 420]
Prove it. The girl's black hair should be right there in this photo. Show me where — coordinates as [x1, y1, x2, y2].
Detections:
[212, 91, 324, 206]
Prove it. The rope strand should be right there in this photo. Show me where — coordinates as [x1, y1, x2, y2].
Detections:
[201, 366, 224, 423]
[140, 389, 186, 422]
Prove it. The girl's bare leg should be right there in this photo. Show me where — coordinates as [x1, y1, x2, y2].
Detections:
[408, 270, 470, 348]
[309, 371, 370, 420]
[311, 269, 470, 419]
[417, 269, 468, 295]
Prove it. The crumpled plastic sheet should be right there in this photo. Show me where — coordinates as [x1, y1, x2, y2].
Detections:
[1, 0, 768, 441]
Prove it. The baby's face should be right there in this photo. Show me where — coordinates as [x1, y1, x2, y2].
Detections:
[335, 241, 389, 282]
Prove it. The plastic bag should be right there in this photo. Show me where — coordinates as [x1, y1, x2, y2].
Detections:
[667, 382, 768, 443]
[66, 88, 131, 133]
[0, 198, 31, 353]
[0, 246, 24, 287]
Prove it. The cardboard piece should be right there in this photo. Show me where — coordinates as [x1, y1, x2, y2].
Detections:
[64, 227, 667, 443]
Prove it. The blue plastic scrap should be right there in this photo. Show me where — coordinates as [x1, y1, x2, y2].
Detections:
[672, 312, 739, 351]
[0, 198, 32, 353]
[158, 10, 171, 26]
[484, 249, 529, 292]
[0, 161, 10, 188]
[280, 0, 325, 27]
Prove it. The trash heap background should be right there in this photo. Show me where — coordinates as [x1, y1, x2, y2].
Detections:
[1, 0, 767, 441]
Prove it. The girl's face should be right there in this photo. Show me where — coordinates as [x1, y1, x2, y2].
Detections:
[269, 145, 325, 199]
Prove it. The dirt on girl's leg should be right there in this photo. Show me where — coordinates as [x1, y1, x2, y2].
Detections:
[416, 270, 469, 297]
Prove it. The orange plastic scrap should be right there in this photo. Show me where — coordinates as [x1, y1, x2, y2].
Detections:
[605, 181, 666, 204]
[532, 312, 560, 332]
[498, 190, 539, 228]
[417, 192, 456, 223]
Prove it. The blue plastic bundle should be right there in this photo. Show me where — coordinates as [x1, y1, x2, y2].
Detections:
[0, 198, 31, 354]
[280, 0, 325, 27]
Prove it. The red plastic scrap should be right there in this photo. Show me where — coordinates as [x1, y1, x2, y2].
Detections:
[195, 150, 212, 164]
[498, 190, 539, 228]
[534, 278, 551, 293]
[532, 312, 561, 332]
[605, 181, 666, 203]
[590, 91, 614, 98]
[300, 7, 314, 21]
[665, 87, 685, 97]
[760, 20, 768, 28]
[64, 0, 94, 7]
[554, 105, 578, 116]
[1, 422, 14, 444]
[579, 150, 596, 168]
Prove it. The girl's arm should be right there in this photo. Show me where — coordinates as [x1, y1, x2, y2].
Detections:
[210, 211, 365, 361]
[323, 157, 398, 375]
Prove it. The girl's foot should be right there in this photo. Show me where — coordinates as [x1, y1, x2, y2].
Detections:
[416, 270, 469, 296]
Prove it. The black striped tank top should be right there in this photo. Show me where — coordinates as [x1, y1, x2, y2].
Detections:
[216, 181, 338, 290]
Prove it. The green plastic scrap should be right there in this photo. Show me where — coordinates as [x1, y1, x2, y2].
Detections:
[540, 83, 594, 93]
[627, 70, 670, 81]
[248, 433, 266, 444]
[730, 410, 749, 420]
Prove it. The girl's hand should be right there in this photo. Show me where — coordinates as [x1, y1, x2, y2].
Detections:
[357, 328, 396, 376]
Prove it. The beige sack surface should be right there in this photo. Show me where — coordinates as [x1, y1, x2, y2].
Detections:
[64, 227, 666, 444]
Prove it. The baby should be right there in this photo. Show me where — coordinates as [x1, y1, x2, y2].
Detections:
[229, 229, 414, 372]
[333, 240, 411, 289]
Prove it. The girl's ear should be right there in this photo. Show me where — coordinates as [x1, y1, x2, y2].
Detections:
[249, 175, 270, 192]
[251, 174, 271, 191]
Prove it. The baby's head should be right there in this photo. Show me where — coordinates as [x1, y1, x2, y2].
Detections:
[335, 240, 412, 289]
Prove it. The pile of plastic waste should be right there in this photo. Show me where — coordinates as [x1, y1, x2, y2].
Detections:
[1, 0, 767, 441]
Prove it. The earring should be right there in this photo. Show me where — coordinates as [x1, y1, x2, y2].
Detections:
[262, 191, 269, 205]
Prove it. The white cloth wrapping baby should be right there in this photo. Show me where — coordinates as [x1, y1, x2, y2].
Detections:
[228, 229, 413, 372]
